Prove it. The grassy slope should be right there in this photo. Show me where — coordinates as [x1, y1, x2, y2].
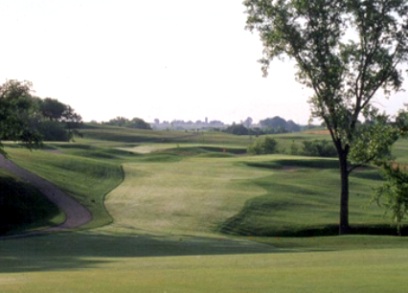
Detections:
[1, 126, 408, 292]
[104, 156, 272, 236]
[4, 144, 126, 228]
[0, 170, 63, 234]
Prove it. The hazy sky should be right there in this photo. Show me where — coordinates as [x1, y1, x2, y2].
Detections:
[0, 0, 406, 124]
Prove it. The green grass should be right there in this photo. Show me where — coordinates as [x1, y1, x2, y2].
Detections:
[0, 231, 408, 292]
[4, 145, 125, 228]
[79, 124, 252, 146]
[220, 157, 392, 236]
[0, 171, 63, 234]
[392, 138, 408, 164]
[1, 128, 408, 292]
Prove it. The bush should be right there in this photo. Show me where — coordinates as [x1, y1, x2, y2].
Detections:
[248, 137, 278, 155]
[37, 120, 70, 141]
[302, 140, 337, 157]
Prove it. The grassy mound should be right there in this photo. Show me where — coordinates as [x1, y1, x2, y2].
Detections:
[0, 173, 62, 235]
[218, 158, 406, 237]
[5, 145, 126, 229]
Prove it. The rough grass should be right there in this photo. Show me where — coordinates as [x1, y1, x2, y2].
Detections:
[4, 146, 125, 228]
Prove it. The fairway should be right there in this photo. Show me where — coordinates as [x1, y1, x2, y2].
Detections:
[1, 133, 408, 292]
[105, 156, 272, 236]
[1, 240, 407, 293]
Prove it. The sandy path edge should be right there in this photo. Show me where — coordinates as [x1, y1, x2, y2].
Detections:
[0, 155, 92, 238]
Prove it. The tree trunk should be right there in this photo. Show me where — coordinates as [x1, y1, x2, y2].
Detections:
[339, 152, 350, 234]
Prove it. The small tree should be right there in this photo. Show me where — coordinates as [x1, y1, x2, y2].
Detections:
[38, 98, 83, 141]
[0, 80, 42, 154]
[248, 136, 278, 154]
[245, 0, 408, 234]
[373, 108, 408, 235]
[375, 162, 408, 235]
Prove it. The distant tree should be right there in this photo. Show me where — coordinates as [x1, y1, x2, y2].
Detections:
[248, 136, 278, 154]
[259, 116, 300, 133]
[225, 124, 249, 135]
[40, 98, 66, 121]
[61, 105, 83, 140]
[302, 140, 337, 157]
[37, 98, 82, 141]
[129, 117, 152, 130]
[0, 80, 42, 154]
[243, 117, 253, 128]
[106, 116, 129, 127]
[245, 0, 408, 234]
[105, 117, 151, 130]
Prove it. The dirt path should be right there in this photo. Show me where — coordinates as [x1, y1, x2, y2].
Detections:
[0, 155, 92, 237]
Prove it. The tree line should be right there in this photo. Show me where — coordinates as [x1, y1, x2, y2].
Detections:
[0, 80, 82, 154]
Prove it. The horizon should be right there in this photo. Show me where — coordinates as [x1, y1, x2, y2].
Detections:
[0, 0, 406, 125]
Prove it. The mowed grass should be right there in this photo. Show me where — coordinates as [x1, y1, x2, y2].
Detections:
[105, 154, 396, 237]
[1, 129, 408, 292]
[104, 156, 272, 236]
[1, 245, 408, 293]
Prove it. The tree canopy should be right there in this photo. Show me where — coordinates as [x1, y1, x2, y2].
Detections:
[104, 116, 152, 130]
[0, 80, 42, 153]
[245, 0, 408, 234]
[0, 80, 82, 153]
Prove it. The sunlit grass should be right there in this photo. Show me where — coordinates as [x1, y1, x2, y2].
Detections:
[1, 129, 408, 292]
[104, 156, 272, 236]
[1, 242, 408, 292]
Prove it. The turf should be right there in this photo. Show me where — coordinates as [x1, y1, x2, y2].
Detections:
[4, 145, 125, 228]
[0, 127, 407, 292]
[0, 171, 62, 234]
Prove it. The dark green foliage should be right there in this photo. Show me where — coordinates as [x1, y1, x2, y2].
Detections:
[104, 116, 152, 130]
[0, 80, 43, 151]
[40, 98, 66, 121]
[247, 137, 278, 155]
[36, 120, 70, 141]
[350, 115, 399, 165]
[224, 124, 249, 135]
[38, 98, 83, 141]
[375, 163, 408, 235]
[259, 116, 300, 133]
[0, 81, 82, 146]
[302, 140, 337, 157]
[244, 0, 408, 234]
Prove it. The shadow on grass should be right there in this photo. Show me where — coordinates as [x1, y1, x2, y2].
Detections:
[0, 230, 277, 273]
[220, 214, 406, 237]
[245, 158, 340, 170]
[0, 177, 61, 235]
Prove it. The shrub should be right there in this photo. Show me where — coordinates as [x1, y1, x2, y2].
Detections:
[302, 140, 337, 157]
[248, 137, 278, 155]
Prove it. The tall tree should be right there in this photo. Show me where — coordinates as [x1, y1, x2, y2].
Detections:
[244, 0, 408, 234]
[40, 98, 67, 121]
[38, 98, 83, 141]
[0, 80, 42, 154]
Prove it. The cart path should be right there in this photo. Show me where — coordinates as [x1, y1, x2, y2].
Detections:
[0, 155, 92, 237]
